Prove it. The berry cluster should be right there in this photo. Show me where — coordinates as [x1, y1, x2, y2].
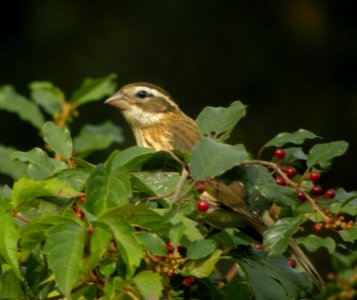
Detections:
[313, 211, 354, 233]
[153, 242, 185, 278]
[273, 149, 336, 203]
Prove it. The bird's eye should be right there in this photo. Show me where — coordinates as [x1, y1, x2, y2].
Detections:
[136, 90, 148, 99]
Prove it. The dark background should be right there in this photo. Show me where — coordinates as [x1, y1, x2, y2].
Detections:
[1, 0, 356, 188]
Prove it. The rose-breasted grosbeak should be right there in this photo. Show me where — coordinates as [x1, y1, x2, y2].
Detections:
[106, 82, 324, 290]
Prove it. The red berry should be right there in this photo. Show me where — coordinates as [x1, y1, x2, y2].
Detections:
[311, 185, 322, 195]
[177, 243, 183, 251]
[275, 177, 286, 186]
[288, 258, 296, 268]
[182, 277, 195, 286]
[195, 182, 206, 194]
[196, 199, 210, 212]
[285, 167, 297, 178]
[75, 210, 85, 219]
[78, 193, 86, 202]
[313, 223, 322, 233]
[309, 172, 321, 183]
[274, 148, 286, 160]
[297, 190, 307, 201]
[87, 226, 94, 235]
[166, 241, 175, 251]
[325, 189, 336, 198]
[254, 244, 264, 250]
[166, 269, 175, 278]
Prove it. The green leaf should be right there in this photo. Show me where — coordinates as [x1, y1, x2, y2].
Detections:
[169, 222, 185, 248]
[12, 177, 80, 210]
[20, 222, 52, 249]
[70, 73, 117, 106]
[196, 101, 246, 141]
[256, 182, 299, 207]
[132, 172, 181, 198]
[86, 226, 112, 271]
[74, 121, 123, 157]
[240, 256, 311, 299]
[307, 141, 349, 167]
[106, 146, 155, 171]
[0, 269, 22, 299]
[29, 81, 64, 115]
[0, 85, 45, 129]
[221, 279, 251, 300]
[190, 138, 249, 180]
[97, 211, 144, 277]
[0, 210, 22, 279]
[263, 217, 303, 258]
[296, 235, 336, 253]
[117, 205, 163, 229]
[264, 129, 319, 148]
[43, 121, 73, 159]
[44, 222, 85, 299]
[54, 168, 90, 191]
[187, 239, 216, 260]
[182, 249, 222, 278]
[338, 227, 357, 243]
[86, 165, 131, 216]
[133, 271, 163, 300]
[0, 145, 27, 179]
[12, 148, 68, 180]
[135, 232, 167, 256]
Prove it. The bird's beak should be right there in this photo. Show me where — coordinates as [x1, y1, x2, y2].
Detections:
[105, 92, 132, 110]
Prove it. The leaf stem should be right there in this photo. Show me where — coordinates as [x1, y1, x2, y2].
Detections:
[13, 212, 31, 223]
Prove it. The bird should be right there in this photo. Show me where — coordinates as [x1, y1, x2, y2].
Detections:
[105, 82, 325, 291]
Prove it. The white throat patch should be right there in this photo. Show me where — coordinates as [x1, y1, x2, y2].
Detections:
[123, 105, 164, 127]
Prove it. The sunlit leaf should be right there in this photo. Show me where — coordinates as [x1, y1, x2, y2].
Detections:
[187, 239, 216, 260]
[0, 210, 22, 279]
[86, 165, 131, 216]
[44, 222, 85, 298]
[106, 146, 155, 171]
[97, 211, 144, 277]
[182, 250, 222, 278]
[12, 177, 80, 210]
[12, 148, 68, 180]
[43, 121, 73, 159]
[133, 271, 163, 300]
[135, 232, 167, 256]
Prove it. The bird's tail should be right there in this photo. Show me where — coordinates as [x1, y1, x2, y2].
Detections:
[288, 239, 325, 291]
[206, 180, 325, 291]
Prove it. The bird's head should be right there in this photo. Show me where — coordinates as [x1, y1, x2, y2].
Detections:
[105, 82, 179, 127]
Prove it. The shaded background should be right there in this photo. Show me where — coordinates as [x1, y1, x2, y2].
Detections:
[1, 0, 356, 188]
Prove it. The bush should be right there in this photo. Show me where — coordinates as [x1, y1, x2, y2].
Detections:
[0, 75, 356, 299]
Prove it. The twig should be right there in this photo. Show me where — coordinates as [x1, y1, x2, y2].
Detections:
[172, 167, 189, 202]
[13, 212, 32, 224]
[165, 150, 186, 167]
[147, 191, 175, 201]
[242, 160, 329, 220]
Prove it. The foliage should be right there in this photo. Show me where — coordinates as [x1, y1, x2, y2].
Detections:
[0, 75, 356, 299]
